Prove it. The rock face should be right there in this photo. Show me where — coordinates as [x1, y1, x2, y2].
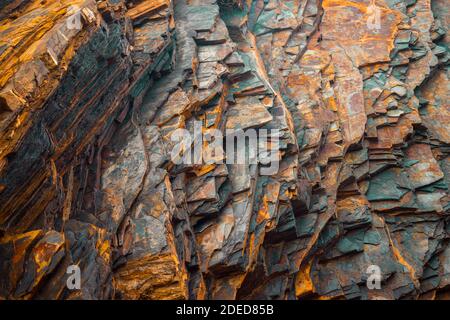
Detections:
[0, 0, 448, 300]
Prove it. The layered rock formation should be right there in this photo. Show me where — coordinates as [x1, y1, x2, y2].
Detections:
[0, 0, 448, 300]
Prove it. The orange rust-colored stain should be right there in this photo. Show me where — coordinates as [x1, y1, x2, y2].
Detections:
[0, 229, 41, 245]
[326, 96, 338, 112]
[322, 0, 371, 12]
[287, 73, 310, 88]
[247, 233, 256, 265]
[193, 164, 216, 177]
[295, 260, 315, 298]
[4, 230, 43, 265]
[97, 239, 111, 263]
[125, 0, 169, 19]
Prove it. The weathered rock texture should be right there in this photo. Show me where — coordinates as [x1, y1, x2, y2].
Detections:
[0, 0, 449, 300]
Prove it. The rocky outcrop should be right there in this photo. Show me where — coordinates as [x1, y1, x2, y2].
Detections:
[0, 0, 448, 300]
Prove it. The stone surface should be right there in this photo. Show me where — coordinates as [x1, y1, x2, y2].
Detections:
[0, 0, 448, 300]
